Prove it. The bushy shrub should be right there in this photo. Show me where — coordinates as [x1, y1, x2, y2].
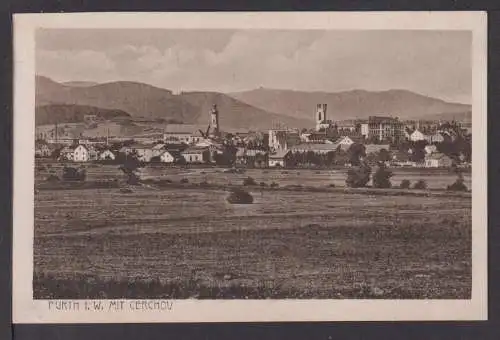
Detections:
[46, 174, 60, 182]
[260, 182, 267, 187]
[180, 178, 189, 184]
[346, 164, 371, 188]
[62, 166, 86, 182]
[328, 183, 336, 188]
[270, 182, 279, 188]
[399, 179, 411, 189]
[447, 175, 468, 191]
[243, 176, 257, 186]
[372, 164, 393, 189]
[226, 188, 254, 204]
[413, 179, 427, 190]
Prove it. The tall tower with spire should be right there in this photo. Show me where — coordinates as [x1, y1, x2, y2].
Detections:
[210, 104, 219, 135]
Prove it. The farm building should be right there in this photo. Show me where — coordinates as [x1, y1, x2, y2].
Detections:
[182, 146, 208, 163]
[424, 152, 453, 168]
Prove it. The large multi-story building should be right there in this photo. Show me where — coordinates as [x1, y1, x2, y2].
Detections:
[360, 116, 405, 142]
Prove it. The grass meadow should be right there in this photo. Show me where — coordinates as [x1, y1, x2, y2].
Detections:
[33, 176, 472, 299]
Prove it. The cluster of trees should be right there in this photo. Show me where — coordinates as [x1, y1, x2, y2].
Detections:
[284, 150, 344, 167]
[346, 162, 393, 188]
[61, 165, 86, 181]
[436, 136, 472, 162]
[346, 161, 468, 191]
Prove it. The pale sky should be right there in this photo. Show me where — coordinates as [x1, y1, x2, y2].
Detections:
[36, 29, 472, 104]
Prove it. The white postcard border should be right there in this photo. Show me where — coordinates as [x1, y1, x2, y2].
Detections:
[12, 11, 488, 323]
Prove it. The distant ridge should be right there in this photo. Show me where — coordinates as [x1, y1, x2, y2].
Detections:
[62, 81, 100, 87]
[229, 87, 472, 122]
[36, 104, 131, 126]
[35, 75, 312, 130]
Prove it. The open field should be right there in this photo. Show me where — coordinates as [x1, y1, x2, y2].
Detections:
[36, 161, 472, 190]
[34, 184, 472, 299]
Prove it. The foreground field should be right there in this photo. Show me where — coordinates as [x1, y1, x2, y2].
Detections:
[33, 185, 471, 299]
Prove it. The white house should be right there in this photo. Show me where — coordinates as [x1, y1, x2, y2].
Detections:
[99, 149, 116, 160]
[159, 150, 176, 163]
[72, 145, 90, 162]
[409, 129, 429, 142]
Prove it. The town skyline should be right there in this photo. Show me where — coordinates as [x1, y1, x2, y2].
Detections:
[36, 29, 472, 104]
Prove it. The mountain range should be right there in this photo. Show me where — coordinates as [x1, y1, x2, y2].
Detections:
[36, 76, 311, 129]
[229, 88, 471, 123]
[36, 75, 472, 130]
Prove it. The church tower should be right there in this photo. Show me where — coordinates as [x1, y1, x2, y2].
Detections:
[210, 104, 219, 135]
[315, 104, 327, 131]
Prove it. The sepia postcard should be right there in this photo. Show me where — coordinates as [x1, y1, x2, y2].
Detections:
[13, 11, 487, 323]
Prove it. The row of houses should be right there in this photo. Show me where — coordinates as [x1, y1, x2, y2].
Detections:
[40, 140, 224, 164]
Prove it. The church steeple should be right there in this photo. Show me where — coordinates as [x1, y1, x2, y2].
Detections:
[210, 104, 219, 135]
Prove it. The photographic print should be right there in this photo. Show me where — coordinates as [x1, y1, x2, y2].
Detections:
[13, 12, 487, 323]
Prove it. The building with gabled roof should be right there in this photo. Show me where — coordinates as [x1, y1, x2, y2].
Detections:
[424, 152, 453, 168]
[181, 146, 209, 163]
[268, 149, 289, 167]
[289, 143, 338, 154]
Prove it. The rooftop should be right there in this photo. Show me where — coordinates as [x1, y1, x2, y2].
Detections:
[289, 143, 338, 152]
[182, 146, 209, 154]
